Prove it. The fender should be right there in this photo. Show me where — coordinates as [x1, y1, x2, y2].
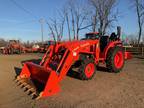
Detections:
[103, 41, 122, 59]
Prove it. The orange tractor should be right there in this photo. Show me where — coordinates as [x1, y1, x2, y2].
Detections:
[15, 27, 132, 99]
[3, 40, 23, 54]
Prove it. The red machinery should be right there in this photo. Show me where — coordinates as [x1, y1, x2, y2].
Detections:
[31, 41, 56, 53]
[15, 27, 132, 99]
[2, 40, 23, 54]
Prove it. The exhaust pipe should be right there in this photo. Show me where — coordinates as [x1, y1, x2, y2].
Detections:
[117, 26, 121, 39]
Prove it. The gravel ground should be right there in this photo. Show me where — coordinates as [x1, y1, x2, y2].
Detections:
[0, 54, 144, 108]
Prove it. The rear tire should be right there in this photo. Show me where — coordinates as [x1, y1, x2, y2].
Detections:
[106, 46, 124, 73]
[10, 48, 14, 54]
[79, 58, 96, 80]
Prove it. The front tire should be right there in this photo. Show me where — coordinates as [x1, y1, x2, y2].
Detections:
[79, 58, 96, 80]
[106, 46, 124, 73]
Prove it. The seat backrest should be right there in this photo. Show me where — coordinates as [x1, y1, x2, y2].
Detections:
[109, 32, 117, 41]
[100, 36, 109, 52]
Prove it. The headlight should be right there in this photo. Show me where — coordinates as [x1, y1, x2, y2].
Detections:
[73, 52, 77, 56]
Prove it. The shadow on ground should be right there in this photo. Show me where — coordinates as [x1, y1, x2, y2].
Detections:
[67, 69, 81, 80]
[14, 67, 21, 77]
[67, 66, 110, 80]
[14, 59, 110, 81]
[97, 66, 109, 73]
[13, 59, 111, 99]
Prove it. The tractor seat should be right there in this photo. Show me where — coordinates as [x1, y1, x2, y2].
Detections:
[109, 32, 118, 41]
[100, 36, 109, 52]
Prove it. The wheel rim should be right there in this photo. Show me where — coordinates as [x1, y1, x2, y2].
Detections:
[114, 51, 124, 69]
[85, 63, 95, 78]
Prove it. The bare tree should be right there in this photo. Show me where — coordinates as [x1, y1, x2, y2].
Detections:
[0, 38, 8, 47]
[142, 37, 144, 44]
[46, 14, 66, 42]
[47, 0, 91, 41]
[64, 0, 90, 40]
[132, 0, 144, 45]
[92, 14, 98, 32]
[59, 14, 65, 41]
[65, 12, 71, 41]
[46, 21, 56, 42]
[89, 0, 118, 35]
[48, 0, 118, 41]
[128, 34, 138, 45]
[55, 6, 72, 41]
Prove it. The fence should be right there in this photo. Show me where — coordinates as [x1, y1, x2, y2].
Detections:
[124, 46, 144, 56]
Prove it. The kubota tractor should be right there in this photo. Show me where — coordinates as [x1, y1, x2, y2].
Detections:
[15, 27, 131, 99]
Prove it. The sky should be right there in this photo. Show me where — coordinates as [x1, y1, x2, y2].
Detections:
[0, 0, 139, 42]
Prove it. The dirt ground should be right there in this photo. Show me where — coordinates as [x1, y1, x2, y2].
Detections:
[0, 54, 144, 108]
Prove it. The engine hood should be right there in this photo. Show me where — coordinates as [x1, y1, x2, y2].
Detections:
[62, 40, 99, 51]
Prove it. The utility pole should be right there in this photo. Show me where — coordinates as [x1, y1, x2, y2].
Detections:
[39, 18, 45, 44]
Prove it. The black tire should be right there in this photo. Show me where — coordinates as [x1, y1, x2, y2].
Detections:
[79, 58, 96, 80]
[10, 48, 14, 54]
[18, 49, 21, 54]
[106, 46, 125, 73]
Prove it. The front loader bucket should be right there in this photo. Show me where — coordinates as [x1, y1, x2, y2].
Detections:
[15, 62, 60, 99]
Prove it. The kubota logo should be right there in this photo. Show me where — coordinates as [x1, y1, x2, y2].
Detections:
[80, 43, 90, 48]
